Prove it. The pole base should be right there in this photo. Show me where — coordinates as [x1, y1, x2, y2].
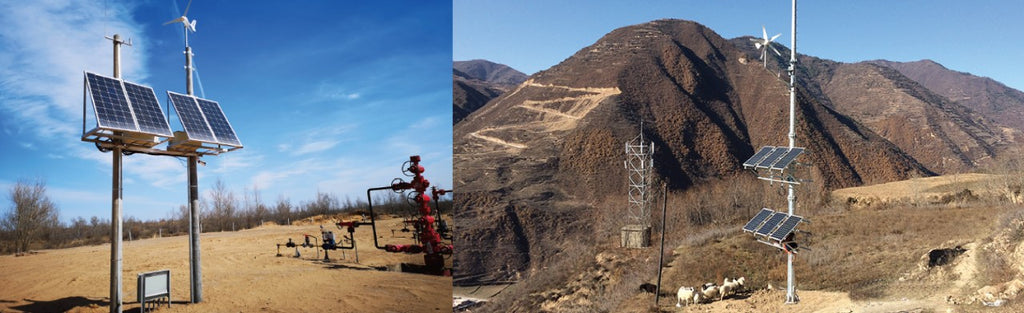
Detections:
[785, 294, 799, 304]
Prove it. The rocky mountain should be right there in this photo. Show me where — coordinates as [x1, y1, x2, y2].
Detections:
[454, 19, 949, 286]
[453, 60, 528, 123]
[729, 39, 1015, 174]
[868, 59, 1024, 132]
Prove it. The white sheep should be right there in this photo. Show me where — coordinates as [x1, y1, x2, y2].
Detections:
[700, 285, 720, 303]
[676, 286, 697, 307]
[718, 284, 733, 301]
[718, 276, 746, 300]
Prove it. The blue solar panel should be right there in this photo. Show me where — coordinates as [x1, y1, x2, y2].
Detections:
[755, 147, 788, 169]
[742, 208, 774, 233]
[86, 72, 137, 132]
[770, 147, 804, 171]
[769, 215, 803, 241]
[755, 212, 786, 236]
[123, 81, 172, 137]
[167, 91, 217, 143]
[195, 98, 241, 146]
[743, 146, 775, 168]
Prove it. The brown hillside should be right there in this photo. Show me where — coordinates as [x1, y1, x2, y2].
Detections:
[454, 18, 932, 290]
[453, 60, 527, 124]
[870, 59, 1024, 131]
[818, 62, 1006, 173]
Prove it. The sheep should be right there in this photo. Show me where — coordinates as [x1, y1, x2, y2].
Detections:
[700, 285, 720, 303]
[718, 283, 733, 301]
[718, 276, 747, 300]
[676, 286, 697, 307]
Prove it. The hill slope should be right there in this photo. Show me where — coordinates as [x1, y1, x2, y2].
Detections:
[453, 60, 528, 123]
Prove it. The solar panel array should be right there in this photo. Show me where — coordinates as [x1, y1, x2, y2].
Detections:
[124, 82, 173, 137]
[743, 208, 805, 243]
[167, 91, 241, 147]
[755, 212, 787, 236]
[743, 146, 775, 168]
[746, 146, 806, 170]
[742, 208, 774, 233]
[195, 98, 241, 146]
[769, 215, 804, 241]
[770, 148, 804, 171]
[85, 72, 174, 137]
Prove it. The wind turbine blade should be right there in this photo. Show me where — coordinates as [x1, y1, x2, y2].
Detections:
[163, 17, 184, 25]
[770, 45, 782, 56]
[770, 33, 781, 42]
[762, 25, 768, 40]
[183, 0, 193, 17]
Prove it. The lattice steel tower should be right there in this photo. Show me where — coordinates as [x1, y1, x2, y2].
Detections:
[625, 129, 655, 228]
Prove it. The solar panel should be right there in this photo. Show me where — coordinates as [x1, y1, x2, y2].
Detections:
[86, 72, 137, 132]
[195, 98, 241, 146]
[769, 215, 803, 241]
[123, 81, 173, 137]
[168, 91, 217, 143]
[743, 146, 775, 168]
[742, 208, 775, 233]
[755, 212, 787, 236]
[755, 147, 788, 169]
[770, 147, 805, 171]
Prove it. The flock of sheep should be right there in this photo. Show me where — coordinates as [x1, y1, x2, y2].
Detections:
[676, 277, 746, 307]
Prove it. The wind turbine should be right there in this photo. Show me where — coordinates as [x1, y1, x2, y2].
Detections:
[751, 25, 782, 68]
[164, 0, 197, 45]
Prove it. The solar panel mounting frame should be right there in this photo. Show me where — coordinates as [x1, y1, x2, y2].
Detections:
[165, 90, 243, 155]
[81, 71, 174, 149]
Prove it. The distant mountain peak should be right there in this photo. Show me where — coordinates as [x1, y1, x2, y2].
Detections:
[453, 59, 528, 86]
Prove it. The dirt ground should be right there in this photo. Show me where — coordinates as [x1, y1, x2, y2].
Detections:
[0, 216, 452, 313]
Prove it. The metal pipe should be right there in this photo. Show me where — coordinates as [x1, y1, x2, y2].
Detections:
[188, 155, 202, 303]
[365, 186, 394, 250]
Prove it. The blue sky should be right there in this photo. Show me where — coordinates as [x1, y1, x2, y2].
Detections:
[455, 0, 1024, 92]
[0, 1, 453, 222]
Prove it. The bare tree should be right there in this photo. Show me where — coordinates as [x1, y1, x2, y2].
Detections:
[274, 195, 291, 225]
[1, 179, 59, 254]
[208, 179, 236, 232]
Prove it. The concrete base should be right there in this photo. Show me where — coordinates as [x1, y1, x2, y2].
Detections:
[620, 224, 651, 248]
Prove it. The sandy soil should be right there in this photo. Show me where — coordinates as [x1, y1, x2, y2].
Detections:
[0, 216, 452, 313]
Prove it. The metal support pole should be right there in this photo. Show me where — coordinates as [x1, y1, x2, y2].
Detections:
[786, 0, 800, 304]
[654, 183, 667, 306]
[185, 46, 194, 96]
[188, 155, 202, 303]
[110, 146, 123, 313]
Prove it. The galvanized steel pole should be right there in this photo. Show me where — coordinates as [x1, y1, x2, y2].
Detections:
[786, 0, 799, 305]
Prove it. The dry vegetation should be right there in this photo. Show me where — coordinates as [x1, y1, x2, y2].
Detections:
[0, 178, 450, 255]
[464, 159, 1024, 312]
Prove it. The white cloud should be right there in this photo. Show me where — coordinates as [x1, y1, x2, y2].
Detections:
[313, 82, 362, 103]
[293, 140, 340, 156]
[0, 1, 148, 139]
